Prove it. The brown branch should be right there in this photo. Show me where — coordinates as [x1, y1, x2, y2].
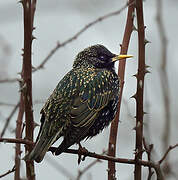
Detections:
[134, 0, 145, 179]
[0, 101, 20, 137]
[0, 165, 16, 178]
[15, 94, 24, 180]
[0, 138, 34, 145]
[0, 138, 165, 179]
[21, 0, 36, 179]
[108, 0, 135, 179]
[143, 138, 154, 179]
[159, 144, 178, 165]
[33, 2, 131, 72]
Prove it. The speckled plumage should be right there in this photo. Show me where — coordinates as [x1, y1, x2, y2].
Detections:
[28, 45, 120, 163]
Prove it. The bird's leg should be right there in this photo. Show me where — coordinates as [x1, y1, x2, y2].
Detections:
[77, 142, 88, 164]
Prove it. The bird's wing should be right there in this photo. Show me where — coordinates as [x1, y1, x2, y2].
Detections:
[69, 68, 119, 129]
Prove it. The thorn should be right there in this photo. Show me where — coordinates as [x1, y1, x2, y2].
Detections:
[133, 73, 138, 78]
[32, 35, 36, 41]
[143, 111, 148, 115]
[18, 0, 23, 4]
[132, 25, 138, 32]
[144, 69, 151, 74]
[145, 64, 151, 69]
[132, 11, 136, 18]
[32, 27, 36, 31]
[130, 93, 137, 100]
[34, 121, 40, 128]
[144, 38, 151, 45]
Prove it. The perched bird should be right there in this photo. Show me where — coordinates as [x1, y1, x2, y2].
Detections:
[27, 44, 132, 163]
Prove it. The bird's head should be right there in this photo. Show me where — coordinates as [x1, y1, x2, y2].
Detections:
[73, 44, 133, 70]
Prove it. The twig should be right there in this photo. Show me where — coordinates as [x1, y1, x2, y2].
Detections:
[0, 102, 16, 107]
[159, 144, 178, 165]
[143, 138, 154, 179]
[108, 0, 135, 179]
[0, 138, 165, 179]
[33, 2, 131, 72]
[134, 0, 146, 179]
[0, 78, 19, 83]
[15, 94, 24, 180]
[76, 150, 107, 180]
[0, 101, 20, 137]
[76, 159, 101, 180]
[0, 165, 16, 178]
[45, 155, 75, 180]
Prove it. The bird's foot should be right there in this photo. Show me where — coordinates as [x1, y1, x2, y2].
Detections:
[48, 147, 57, 155]
[78, 142, 88, 165]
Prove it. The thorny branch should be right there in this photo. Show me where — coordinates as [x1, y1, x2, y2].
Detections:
[15, 94, 24, 180]
[1, 138, 178, 179]
[108, 0, 135, 179]
[134, 0, 145, 179]
[20, 0, 37, 179]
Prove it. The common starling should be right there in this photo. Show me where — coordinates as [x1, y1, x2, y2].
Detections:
[27, 44, 132, 163]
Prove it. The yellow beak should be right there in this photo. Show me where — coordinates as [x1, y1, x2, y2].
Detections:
[112, 54, 133, 62]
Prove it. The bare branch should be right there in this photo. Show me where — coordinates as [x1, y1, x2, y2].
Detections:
[0, 138, 165, 179]
[134, 0, 146, 179]
[33, 2, 131, 72]
[159, 144, 178, 165]
[108, 0, 135, 179]
[45, 155, 75, 180]
[15, 95, 24, 180]
[76, 150, 107, 180]
[0, 78, 19, 83]
[0, 165, 16, 179]
[0, 101, 20, 137]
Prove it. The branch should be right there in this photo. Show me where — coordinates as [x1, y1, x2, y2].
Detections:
[15, 95, 24, 180]
[0, 78, 19, 83]
[159, 144, 178, 165]
[0, 165, 16, 179]
[108, 0, 135, 179]
[134, 0, 146, 179]
[0, 138, 166, 179]
[33, 2, 131, 72]
[0, 101, 20, 137]
[21, 0, 36, 179]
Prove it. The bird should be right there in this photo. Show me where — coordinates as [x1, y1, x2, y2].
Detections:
[26, 44, 132, 163]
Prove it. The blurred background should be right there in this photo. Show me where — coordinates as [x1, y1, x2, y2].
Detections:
[0, 0, 178, 179]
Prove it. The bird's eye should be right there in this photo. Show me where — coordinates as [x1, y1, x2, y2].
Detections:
[99, 55, 107, 61]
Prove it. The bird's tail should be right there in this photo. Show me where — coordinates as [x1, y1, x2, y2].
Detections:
[24, 126, 62, 163]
